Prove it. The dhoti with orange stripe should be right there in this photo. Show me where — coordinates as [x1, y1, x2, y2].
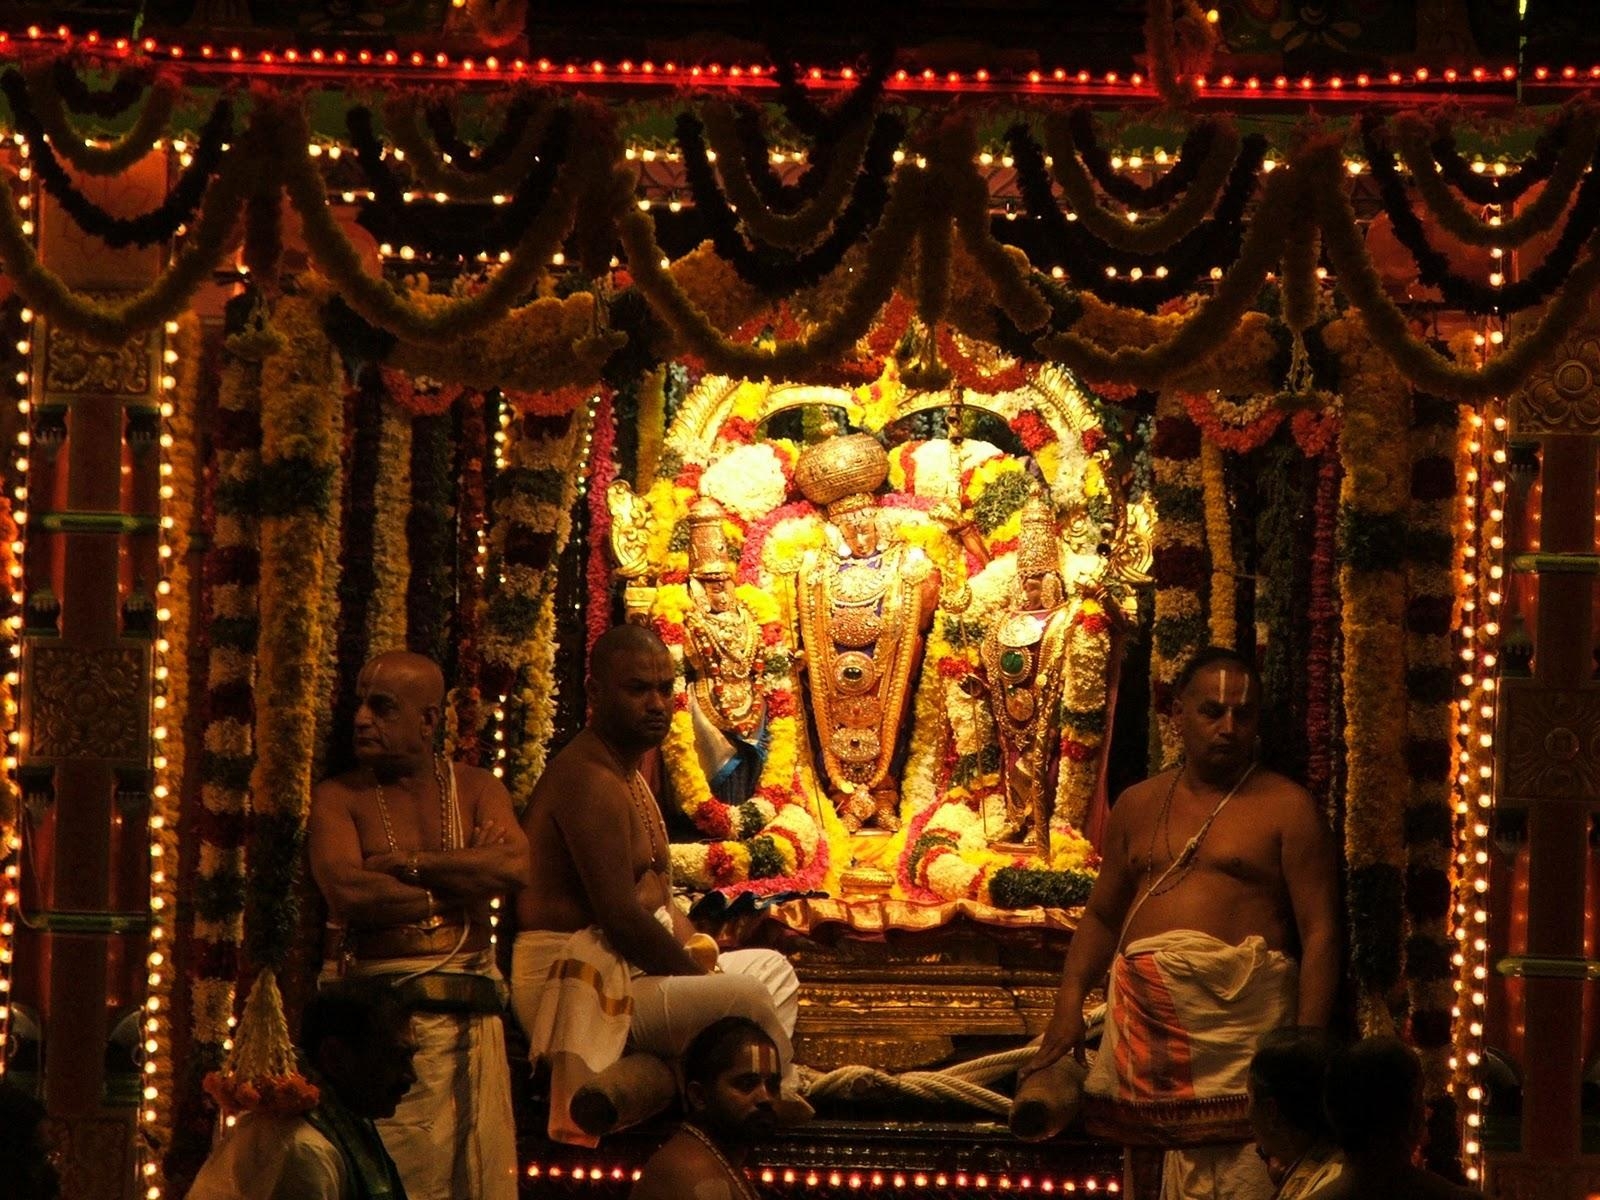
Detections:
[511, 921, 799, 1146]
[1083, 931, 1299, 1200]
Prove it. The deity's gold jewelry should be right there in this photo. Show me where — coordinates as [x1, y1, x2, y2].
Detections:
[686, 597, 761, 731]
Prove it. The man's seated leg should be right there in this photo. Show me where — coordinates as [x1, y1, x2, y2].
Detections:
[630, 950, 799, 1076]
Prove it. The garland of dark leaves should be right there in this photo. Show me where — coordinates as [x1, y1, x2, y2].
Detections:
[675, 109, 905, 294]
[346, 104, 572, 258]
[423, 92, 543, 174]
[732, 103, 873, 214]
[1008, 123, 1267, 309]
[1067, 106, 1222, 209]
[0, 70, 234, 249]
[1429, 108, 1567, 205]
[51, 57, 154, 118]
[769, 38, 895, 139]
[1362, 114, 1600, 314]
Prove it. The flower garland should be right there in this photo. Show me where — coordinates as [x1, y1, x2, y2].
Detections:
[1066, 106, 1221, 209]
[1327, 314, 1412, 1036]
[0, 71, 234, 249]
[1394, 108, 1600, 248]
[1180, 391, 1284, 453]
[675, 108, 903, 293]
[190, 321, 265, 1088]
[586, 390, 618, 660]
[19, 59, 181, 175]
[48, 57, 155, 118]
[1042, 112, 1243, 254]
[1254, 436, 1314, 784]
[1200, 438, 1236, 648]
[699, 102, 884, 250]
[405, 410, 456, 666]
[382, 91, 556, 202]
[1429, 108, 1569, 205]
[367, 396, 413, 654]
[1149, 393, 1208, 767]
[1402, 390, 1467, 1112]
[311, 376, 347, 783]
[1305, 453, 1341, 806]
[242, 292, 342, 977]
[635, 367, 667, 490]
[1053, 600, 1116, 839]
[447, 392, 490, 765]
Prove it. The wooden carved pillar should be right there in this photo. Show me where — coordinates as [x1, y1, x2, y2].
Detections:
[1489, 320, 1600, 1199]
[11, 161, 169, 1200]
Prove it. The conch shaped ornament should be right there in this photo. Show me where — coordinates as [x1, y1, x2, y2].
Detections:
[607, 480, 654, 580]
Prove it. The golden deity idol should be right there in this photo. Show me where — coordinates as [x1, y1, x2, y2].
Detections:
[794, 434, 938, 833]
[970, 490, 1078, 856]
[682, 497, 770, 804]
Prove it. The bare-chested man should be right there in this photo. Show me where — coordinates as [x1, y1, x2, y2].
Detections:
[511, 624, 802, 1146]
[308, 650, 527, 1200]
[630, 1017, 779, 1200]
[1022, 645, 1340, 1200]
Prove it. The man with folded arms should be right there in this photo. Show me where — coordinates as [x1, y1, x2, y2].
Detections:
[309, 651, 527, 1200]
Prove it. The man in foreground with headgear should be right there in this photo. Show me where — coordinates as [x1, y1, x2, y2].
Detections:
[1021, 645, 1340, 1200]
[512, 623, 804, 1146]
[308, 651, 526, 1200]
[793, 431, 939, 832]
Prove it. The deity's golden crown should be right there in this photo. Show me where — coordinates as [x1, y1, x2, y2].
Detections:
[687, 496, 735, 578]
[794, 433, 888, 513]
[1017, 489, 1062, 577]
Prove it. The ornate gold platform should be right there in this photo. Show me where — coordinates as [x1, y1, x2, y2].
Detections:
[712, 904, 1089, 1072]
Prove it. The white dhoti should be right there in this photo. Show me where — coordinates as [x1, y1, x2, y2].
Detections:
[327, 949, 518, 1200]
[1083, 930, 1299, 1200]
[510, 920, 799, 1145]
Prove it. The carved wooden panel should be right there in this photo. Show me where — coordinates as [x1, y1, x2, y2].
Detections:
[43, 315, 152, 397]
[1498, 684, 1600, 801]
[1512, 326, 1600, 434]
[25, 644, 148, 762]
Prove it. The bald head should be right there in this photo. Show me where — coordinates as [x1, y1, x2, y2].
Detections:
[589, 623, 670, 687]
[360, 651, 446, 707]
[353, 651, 446, 770]
[587, 624, 674, 751]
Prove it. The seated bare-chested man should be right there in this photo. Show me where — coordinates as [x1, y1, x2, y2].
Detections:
[308, 650, 528, 1200]
[511, 624, 803, 1146]
[1022, 645, 1340, 1200]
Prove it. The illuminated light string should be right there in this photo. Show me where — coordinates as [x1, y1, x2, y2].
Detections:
[135, 316, 187, 1200]
[0, 137, 32, 1081]
[524, 1161, 1122, 1193]
[0, 25, 1537, 96]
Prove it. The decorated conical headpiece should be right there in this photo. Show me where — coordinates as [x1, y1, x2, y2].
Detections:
[794, 433, 888, 517]
[1017, 490, 1063, 579]
[687, 496, 735, 579]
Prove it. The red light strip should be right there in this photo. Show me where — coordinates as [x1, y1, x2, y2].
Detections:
[0, 24, 1535, 100]
[524, 1161, 1122, 1193]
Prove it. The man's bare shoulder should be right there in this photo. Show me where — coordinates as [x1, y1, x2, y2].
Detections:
[312, 770, 367, 808]
[527, 734, 614, 812]
[1111, 771, 1174, 818]
[1250, 768, 1324, 825]
[635, 1135, 737, 1200]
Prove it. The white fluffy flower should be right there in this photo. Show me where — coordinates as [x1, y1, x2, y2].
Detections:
[701, 443, 790, 520]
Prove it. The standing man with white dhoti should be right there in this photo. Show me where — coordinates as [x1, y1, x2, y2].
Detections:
[309, 651, 528, 1200]
[1023, 646, 1340, 1200]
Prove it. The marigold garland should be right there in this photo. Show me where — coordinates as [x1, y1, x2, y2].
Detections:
[1066, 106, 1220, 209]
[367, 398, 413, 654]
[447, 392, 490, 765]
[1200, 438, 1236, 648]
[1328, 314, 1412, 1036]
[20, 59, 182, 175]
[49, 57, 155, 118]
[405, 410, 456, 667]
[382, 91, 556, 202]
[586, 390, 619, 660]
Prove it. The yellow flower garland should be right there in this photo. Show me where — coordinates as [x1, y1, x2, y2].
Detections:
[367, 400, 413, 654]
[1200, 438, 1236, 647]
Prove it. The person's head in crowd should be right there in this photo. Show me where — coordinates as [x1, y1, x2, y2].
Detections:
[0, 1080, 60, 1200]
[682, 1017, 781, 1147]
[1248, 1026, 1337, 1181]
[588, 624, 675, 752]
[302, 984, 420, 1120]
[1325, 1036, 1427, 1159]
